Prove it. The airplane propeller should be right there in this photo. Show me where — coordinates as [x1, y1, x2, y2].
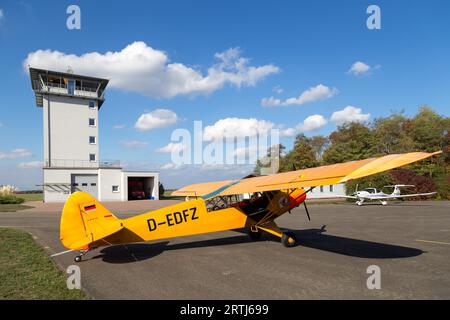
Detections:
[292, 164, 312, 221]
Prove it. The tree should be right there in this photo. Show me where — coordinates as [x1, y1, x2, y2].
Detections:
[254, 144, 286, 175]
[322, 122, 376, 164]
[408, 106, 449, 152]
[279, 134, 319, 172]
[309, 135, 330, 163]
[159, 182, 165, 197]
[372, 112, 415, 154]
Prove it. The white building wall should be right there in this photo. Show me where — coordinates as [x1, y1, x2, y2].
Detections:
[307, 183, 346, 199]
[43, 95, 99, 167]
[43, 168, 159, 202]
[98, 168, 122, 201]
[43, 168, 99, 202]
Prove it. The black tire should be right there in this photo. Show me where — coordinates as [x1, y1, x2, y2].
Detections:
[281, 232, 297, 247]
[74, 255, 82, 263]
[248, 228, 262, 241]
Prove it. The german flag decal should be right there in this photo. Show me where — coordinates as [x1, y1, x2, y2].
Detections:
[84, 204, 96, 212]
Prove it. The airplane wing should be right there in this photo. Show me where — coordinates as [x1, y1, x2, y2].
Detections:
[171, 151, 442, 198]
[387, 192, 437, 199]
[335, 195, 359, 199]
[170, 180, 237, 197]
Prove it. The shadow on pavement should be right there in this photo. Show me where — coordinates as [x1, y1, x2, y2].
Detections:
[92, 226, 423, 263]
[290, 227, 423, 258]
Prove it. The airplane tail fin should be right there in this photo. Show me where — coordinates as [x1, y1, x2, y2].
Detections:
[60, 192, 124, 250]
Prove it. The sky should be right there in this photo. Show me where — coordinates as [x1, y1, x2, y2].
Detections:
[0, 0, 449, 190]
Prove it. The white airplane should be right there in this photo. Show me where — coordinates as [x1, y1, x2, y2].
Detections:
[341, 185, 437, 206]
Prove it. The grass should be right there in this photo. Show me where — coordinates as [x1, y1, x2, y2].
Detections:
[0, 228, 89, 300]
[14, 193, 44, 202]
[0, 204, 34, 212]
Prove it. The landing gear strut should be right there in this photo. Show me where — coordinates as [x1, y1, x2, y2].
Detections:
[74, 249, 90, 262]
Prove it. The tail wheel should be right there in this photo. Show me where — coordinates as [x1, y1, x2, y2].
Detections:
[281, 232, 297, 247]
[248, 228, 262, 241]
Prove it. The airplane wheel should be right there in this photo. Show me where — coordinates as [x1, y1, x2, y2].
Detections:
[74, 255, 82, 263]
[281, 232, 296, 247]
[381, 201, 387, 206]
[357, 201, 363, 206]
[248, 228, 262, 241]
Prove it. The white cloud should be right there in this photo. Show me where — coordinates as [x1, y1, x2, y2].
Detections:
[134, 108, 179, 131]
[331, 106, 371, 125]
[298, 114, 328, 131]
[156, 142, 186, 153]
[0, 9, 4, 22]
[113, 124, 126, 129]
[273, 86, 283, 94]
[261, 84, 338, 107]
[18, 161, 43, 169]
[0, 148, 32, 160]
[281, 115, 328, 136]
[203, 118, 275, 141]
[160, 163, 184, 170]
[261, 96, 283, 107]
[119, 140, 148, 149]
[200, 115, 327, 141]
[23, 42, 279, 98]
[347, 61, 379, 76]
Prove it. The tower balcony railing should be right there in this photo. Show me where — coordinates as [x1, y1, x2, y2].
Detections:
[40, 83, 100, 99]
[44, 159, 121, 168]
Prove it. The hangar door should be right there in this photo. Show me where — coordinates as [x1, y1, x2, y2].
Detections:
[71, 174, 98, 198]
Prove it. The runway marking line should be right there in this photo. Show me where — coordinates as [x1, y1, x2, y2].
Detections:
[415, 239, 450, 246]
[51, 249, 74, 257]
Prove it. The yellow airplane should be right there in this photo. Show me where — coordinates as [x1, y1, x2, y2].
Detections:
[60, 151, 441, 262]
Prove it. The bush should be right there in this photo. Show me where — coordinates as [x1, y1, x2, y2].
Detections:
[0, 196, 25, 204]
[390, 168, 436, 194]
[159, 182, 165, 197]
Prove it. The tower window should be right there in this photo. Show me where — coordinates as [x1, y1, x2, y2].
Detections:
[89, 136, 96, 144]
[320, 186, 324, 193]
[89, 154, 96, 162]
[112, 185, 119, 193]
[89, 118, 96, 127]
[68, 80, 75, 95]
[329, 185, 334, 192]
[89, 101, 96, 109]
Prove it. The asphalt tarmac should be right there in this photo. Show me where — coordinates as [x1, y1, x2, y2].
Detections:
[1, 200, 449, 299]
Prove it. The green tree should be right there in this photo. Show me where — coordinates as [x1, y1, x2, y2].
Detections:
[372, 112, 416, 154]
[158, 182, 165, 197]
[309, 135, 329, 163]
[253, 144, 285, 175]
[322, 122, 376, 164]
[408, 106, 449, 152]
[279, 134, 319, 172]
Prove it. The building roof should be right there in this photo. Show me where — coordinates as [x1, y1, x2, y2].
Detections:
[29, 67, 110, 109]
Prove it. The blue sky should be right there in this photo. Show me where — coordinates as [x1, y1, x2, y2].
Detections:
[0, 0, 449, 189]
